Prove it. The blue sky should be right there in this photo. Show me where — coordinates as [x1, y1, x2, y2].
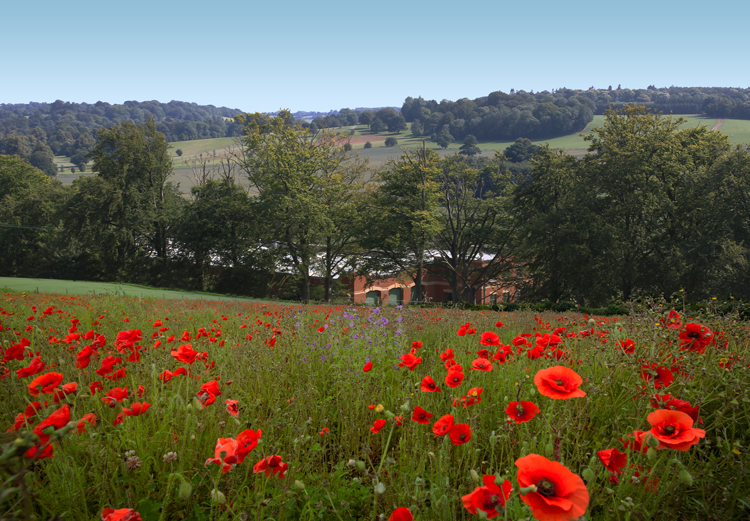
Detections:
[3, 0, 748, 112]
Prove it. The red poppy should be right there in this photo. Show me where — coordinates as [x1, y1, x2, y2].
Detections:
[236, 428, 262, 463]
[462, 475, 512, 518]
[115, 330, 143, 349]
[24, 401, 42, 418]
[620, 430, 650, 454]
[440, 348, 455, 362]
[171, 343, 199, 364]
[387, 507, 413, 521]
[640, 363, 674, 389]
[75, 345, 94, 369]
[476, 349, 492, 359]
[371, 419, 387, 434]
[479, 331, 501, 346]
[101, 508, 142, 521]
[495, 321, 504, 327]
[662, 309, 682, 329]
[253, 455, 288, 478]
[420, 375, 441, 393]
[197, 380, 221, 405]
[455, 387, 484, 408]
[506, 401, 540, 423]
[534, 366, 586, 399]
[104, 368, 127, 381]
[89, 381, 103, 395]
[678, 323, 713, 353]
[471, 358, 493, 372]
[319, 427, 330, 436]
[398, 353, 422, 371]
[52, 382, 78, 403]
[597, 448, 627, 477]
[27, 404, 71, 459]
[215, 396, 236, 417]
[449, 423, 471, 445]
[7, 413, 28, 432]
[28, 372, 63, 397]
[101, 387, 128, 407]
[445, 369, 465, 389]
[205, 437, 239, 473]
[432, 414, 455, 437]
[363, 361, 373, 372]
[412, 406, 433, 424]
[411, 341, 423, 350]
[535, 333, 563, 349]
[95, 356, 122, 376]
[76, 413, 97, 434]
[616, 339, 636, 354]
[646, 409, 706, 451]
[16, 356, 46, 378]
[515, 454, 589, 521]
[123, 402, 151, 417]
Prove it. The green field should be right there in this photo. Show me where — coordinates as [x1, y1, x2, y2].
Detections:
[0, 277, 257, 302]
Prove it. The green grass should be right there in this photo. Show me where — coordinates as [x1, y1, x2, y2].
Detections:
[0, 277, 259, 302]
[716, 118, 750, 144]
[0, 292, 747, 520]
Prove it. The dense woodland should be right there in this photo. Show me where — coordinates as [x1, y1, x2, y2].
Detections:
[2, 105, 750, 306]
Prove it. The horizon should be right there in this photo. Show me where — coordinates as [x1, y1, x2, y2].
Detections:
[4, 1, 749, 113]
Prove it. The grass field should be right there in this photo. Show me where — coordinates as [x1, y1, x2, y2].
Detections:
[0, 291, 747, 520]
[0, 277, 258, 302]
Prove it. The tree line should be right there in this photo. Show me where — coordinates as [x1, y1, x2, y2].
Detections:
[2, 105, 750, 305]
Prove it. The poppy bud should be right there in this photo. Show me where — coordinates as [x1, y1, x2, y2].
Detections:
[355, 461, 366, 471]
[211, 489, 226, 504]
[489, 431, 497, 448]
[385, 410, 395, 419]
[400, 401, 411, 412]
[646, 433, 659, 448]
[604, 487, 615, 495]
[470, 469, 479, 484]
[582, 468, 595, 481]
[294, 480, 306, 490]
[647, 447, 658, 460]
[178, 482, 192, 500]
[519, 484, 538, 495]
[678, 469, 693, 486]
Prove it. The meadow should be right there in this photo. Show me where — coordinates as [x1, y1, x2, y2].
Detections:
[1, 290, 747, 520]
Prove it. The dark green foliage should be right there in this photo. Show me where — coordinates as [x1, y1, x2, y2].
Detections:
[384, 137, 398, 147]
[503, 137, 540, 163]
[458, 134, 481, 156]
[364, 141, 372, 149]
[175, 148, 183, 156]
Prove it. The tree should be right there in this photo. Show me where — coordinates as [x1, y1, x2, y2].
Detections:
[411, 120, 424, 137]
[28, 145, 57, 177]
[504, 138, 539, 163]
[388, 114, 407, 133]
[175, 149, 183, 157]
[432, 153, 517, 303]
[432, 126, 453, 149]
[364, 141, 372, 149]
[237, 110, 367, 303]
[67, 118, 182, 283]
[458, 135, 481, 156]
[361, 144, 442, 303]
[385, 137, 398, 147]
[359, 110, 375, 127]
[370, 117, 386, 133]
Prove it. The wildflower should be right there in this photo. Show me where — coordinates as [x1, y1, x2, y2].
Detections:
[471, 358, 493, 372]
[616, 339, 636, 354]
[375, 404, 384, 413]
[205, 437, 239, 473]
[445, 369, 465, 389]
[411, 341, 423, 350]
[440, 348, 455, 363]
[412, 406, 433, 424]
[620, 430, 650, 454]
[516, 454, 589, 521]
[462, 475, 512, 518]
[398, 353, 422, 371]
[534, 366, 586, 399]
[126, 455, 142, 470]
[100, 508, 142, 521]
[171, 343, 199, 364]
[123, 402, 151, 417]
[253, 454, 288, 478]
[479, 331, 501, 347]
[95, 356, 122, 376]
[388, 507, 413, 521]
[101, 387, 128, 407]
[319, 427, 330, 436]
[646, 409, 705, 451]
[363, 361, 373, 372]
[76, 413, 97, 434]
[89, 381, 103, 395]
[420, 375, 441, 393]
[226, 399, 239, 418]
[163, 452, 178, 463]
[678, 323, 713, 353]
[27, 372, 63, 397]
[597, 448, 627, 482]
[370, 418, 387, 433]
[197, 380, 221, 405]
[27, 404, 71, 459]
[16, 356, 46, 378]
[236, 428, 262, 462]
[662, 309, 682, 329]
[506, 401, 540, 423]
[640, 363, 674, 389]
[433, 414, 455, 437]
[449, 423, 471, 445]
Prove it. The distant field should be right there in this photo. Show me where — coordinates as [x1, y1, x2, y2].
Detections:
[0, 277, 257, 302]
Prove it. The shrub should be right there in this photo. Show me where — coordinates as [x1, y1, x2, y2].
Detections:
[364, 141, 372, 149]
[385, 137, 398, 147]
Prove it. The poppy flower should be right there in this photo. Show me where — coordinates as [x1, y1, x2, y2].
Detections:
[515, 454, 589, 521]
[28, 404, 71, 459]
[440, 348, 455, 362]
[412, 406, 433, 424]
[420, 375, 441, 393]
[253, 454, 288, 478]
[236, 428, 262, 463]
[616, 339, 636, 354]
[197, 380, 221, 405]
[226, 399, 239, 418]
[476, 349, 492, 359]
[24, 401, 43, 418]
[662, 310, 682, 329]
[394, 416, 403, 426]
[101, 387, 128, 407]
[76, 413, 97, 434]
[319, 427, 330, 436]
[678, 323, 713, 353]
[387, 507, 413, 521]
[495, 321, 504, 327]
[75, 346, 94, 369]
[640, 363, 674, 389]
[123, 402, 151, 417]
[101, 508, 142, 521]
[104, 367, 127, 382]
[28, 372, 63, 397]
[89, 381, 103, 395]
[597, 448, 627, 477]
[433, 414, 455, 437]
[480, 331, 501, 347]
[16, 356, 46, 378]
[534, 366, 586, 399]
[462, 475, 512, 518]
[52, 382, 78, 403]
[8, 413, 28, 432]
[363, 361, 373, 372]
[471, 358, 493, 372]
[449, 423, 471, 445]
[646, 409, 706, 451]
[506, 401, 540, 423]
[95, 356, 122, 376]
[205, 437, 239, 473]
[411, 341, 423, 350]
[371, 419, 387, 434]
[171, 343, 199, 364]
[620, 430, 650, 454]
[398, 353, 422, 371]
[445, 369, 465, 389]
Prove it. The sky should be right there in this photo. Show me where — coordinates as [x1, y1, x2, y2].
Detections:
[3, 0, 749, 113]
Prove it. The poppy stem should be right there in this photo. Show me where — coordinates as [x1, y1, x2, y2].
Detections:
[377, 421, 397, 475]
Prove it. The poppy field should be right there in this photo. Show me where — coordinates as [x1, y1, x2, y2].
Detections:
[1, 291, 748, 521]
